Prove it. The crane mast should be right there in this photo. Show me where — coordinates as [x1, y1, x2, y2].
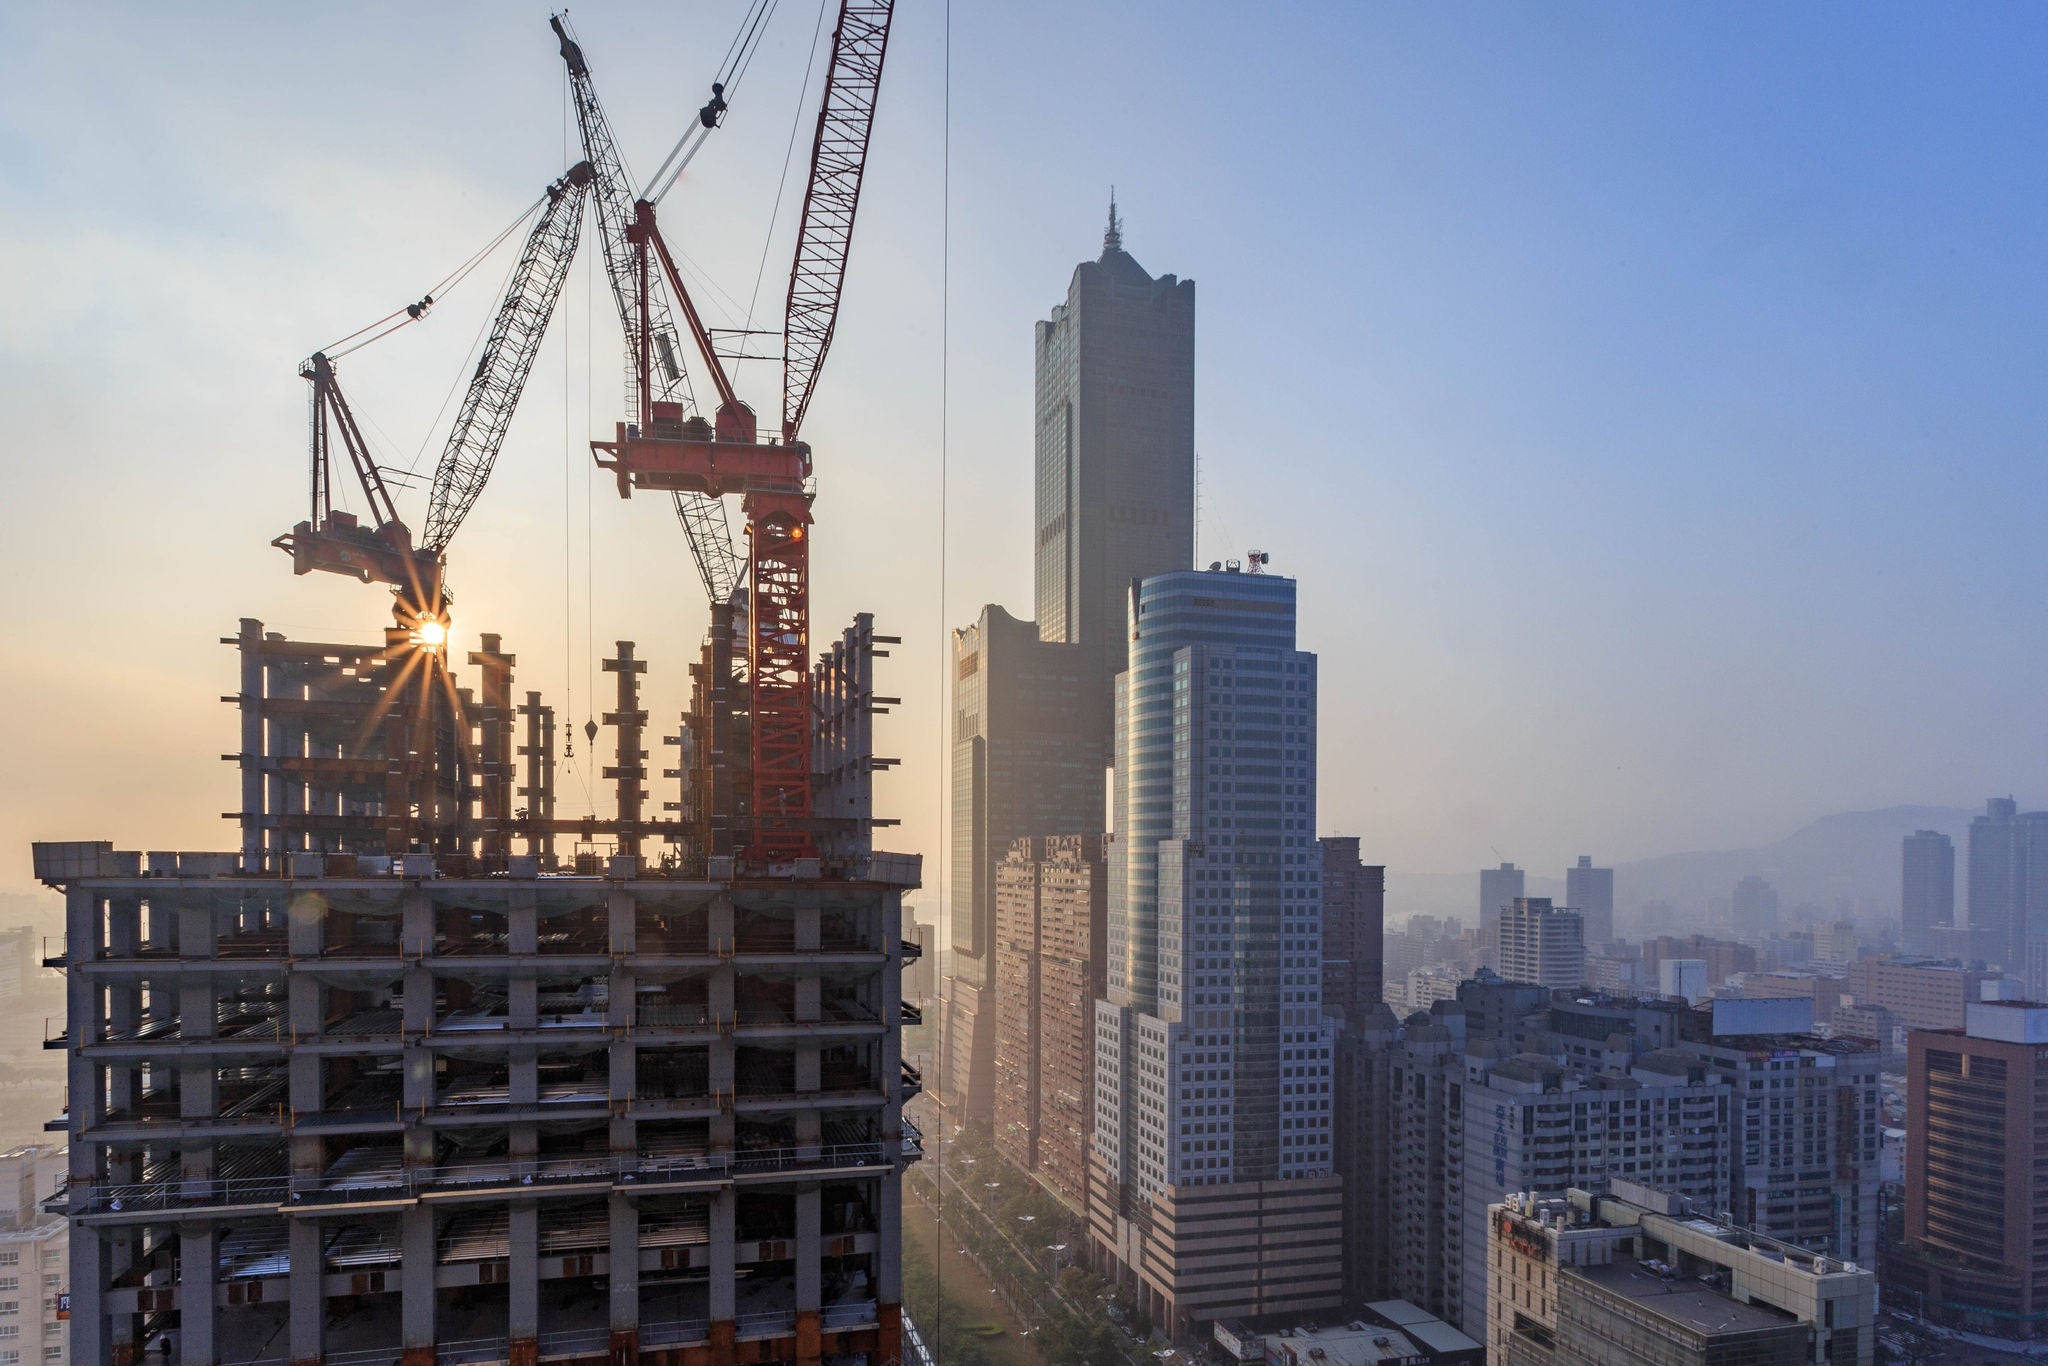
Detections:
[579, 0, 894, 866]
[552, 15, 747, 605]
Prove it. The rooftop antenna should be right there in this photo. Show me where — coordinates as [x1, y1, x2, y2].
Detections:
[1104, 186, 1122, 255]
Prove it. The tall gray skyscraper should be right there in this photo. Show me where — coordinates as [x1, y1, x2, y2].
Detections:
[943, 208, 1195, 1134]
[1089, 567, 1341, 1334]
[1731, 874, 1779, 938]
[1565, 854, 1614, 949]
[1970, 797, 2025, 971]
[941, 604, 1098, 1129]
[1901, 829, 1955, 956]
[1479, 862, 1524, 956]
[1034, 198, 1196, 741]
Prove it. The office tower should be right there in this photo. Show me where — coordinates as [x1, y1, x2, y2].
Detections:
[1453, 1051, 1731, 1334]
[990, 834, 1106, 1213]
[1320, 837, 1386, 1022]
[941, 604, 1097, 1131]
[1901, 829, 1955, 956]
[1333, 1005, 1402, 1307]
[1565, 855, 1614, 949]
[1489, 1185, 1877, 1366]
[1495, 897, 1586, 991]
[1478, 863, 1524, 956]
[1090, 568, 1340, 1334]
[38, 844, 921, 1366]
[1033, 199, 1196, 743]
[1730, 875, 1779, 937]
[0, 1146, 67, 1366]
[1969, 797, 2024, 970]
[1889, 1001, 2048, 1339]
[1691, 998, 1881, 1267]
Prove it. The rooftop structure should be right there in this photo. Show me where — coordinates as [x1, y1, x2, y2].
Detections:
[1488, 1184, 1876, 1366]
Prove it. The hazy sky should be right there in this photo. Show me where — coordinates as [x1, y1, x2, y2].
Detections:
[4, 3, 2047, 902]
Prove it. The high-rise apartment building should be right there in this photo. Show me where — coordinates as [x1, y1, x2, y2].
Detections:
[1565, 856, 1614, 950]
[1479, 864, 1525, 958]
[1889, 1001, 2048, 1339]
[1090, 568, 1341, 1335]
[1901, 830, 1955, 957]
[1454, 1050, 1731, 1334]
[1730, 875, 1779, 938]
[1692, 999, 1881, 1267]
[1320, 837, 1385, 1023]
[1033, 202, 1196, 741]
[1496, 897, 1586, 992]
[942, 604, 1098, 1130]
[0, 1146, 67, 1366]
[991, 835, 1107, 1214]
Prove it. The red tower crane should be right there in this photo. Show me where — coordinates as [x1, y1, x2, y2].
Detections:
[276, 159, 596, 631]
[558, 2, 894, 864]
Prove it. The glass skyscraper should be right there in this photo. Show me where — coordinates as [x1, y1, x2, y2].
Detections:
[1089, 567, 1342, 1333]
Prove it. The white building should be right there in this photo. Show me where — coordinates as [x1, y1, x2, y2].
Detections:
[0, 1147, 66, 1366]
[1496, 898, 1585, 992]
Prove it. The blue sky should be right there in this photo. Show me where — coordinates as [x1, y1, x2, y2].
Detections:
[3, 2, 2046, 903]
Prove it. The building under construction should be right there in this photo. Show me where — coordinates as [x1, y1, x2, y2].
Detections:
[35, 4, 917, 1365]
[36, 607, 920, 1366]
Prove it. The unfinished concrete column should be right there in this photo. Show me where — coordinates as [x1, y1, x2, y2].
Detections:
[234, 619, 265, 870]
[516, 693, 555, 864]
[795, 1185, 823, 1366]
[609, 885, 637, 1155]
[467, 634, 517, 863]
[399, 1202, 437, 1366]
[68, 1217, 104, 1366]
[709, 1188, 737, 1366]
[509, 1199, 539, 1366]
[400, 888, 435, 1163]
[602, 643, 648, 860]
[177, 1222, 217, 1366]
[608, 1191, 640, 1360]
[287, 1219, 323, 1366]
[708, 893, 736, 1152]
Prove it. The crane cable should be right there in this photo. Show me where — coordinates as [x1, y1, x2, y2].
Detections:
[641, 0, 782, 205]
[317, 190, 550, 362]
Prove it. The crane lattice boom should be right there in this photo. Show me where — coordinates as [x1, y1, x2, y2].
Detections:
[553, 14, 746, 605]
[782, 0, 894, 445]
[420, 161, 595, 555]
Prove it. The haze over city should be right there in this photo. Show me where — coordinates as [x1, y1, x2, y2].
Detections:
[16, 6, 2048, 1366]
[6, 3, 2047, 902]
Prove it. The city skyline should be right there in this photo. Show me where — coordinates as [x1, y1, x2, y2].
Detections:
[9, 4, 2048, 893]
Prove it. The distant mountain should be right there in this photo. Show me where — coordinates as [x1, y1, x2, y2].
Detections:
[1387, 804, 1982, 929]
[1610, 805, 1977, 921]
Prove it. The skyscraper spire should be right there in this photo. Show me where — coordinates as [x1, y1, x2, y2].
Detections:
[1104, 186, 1123, 255]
